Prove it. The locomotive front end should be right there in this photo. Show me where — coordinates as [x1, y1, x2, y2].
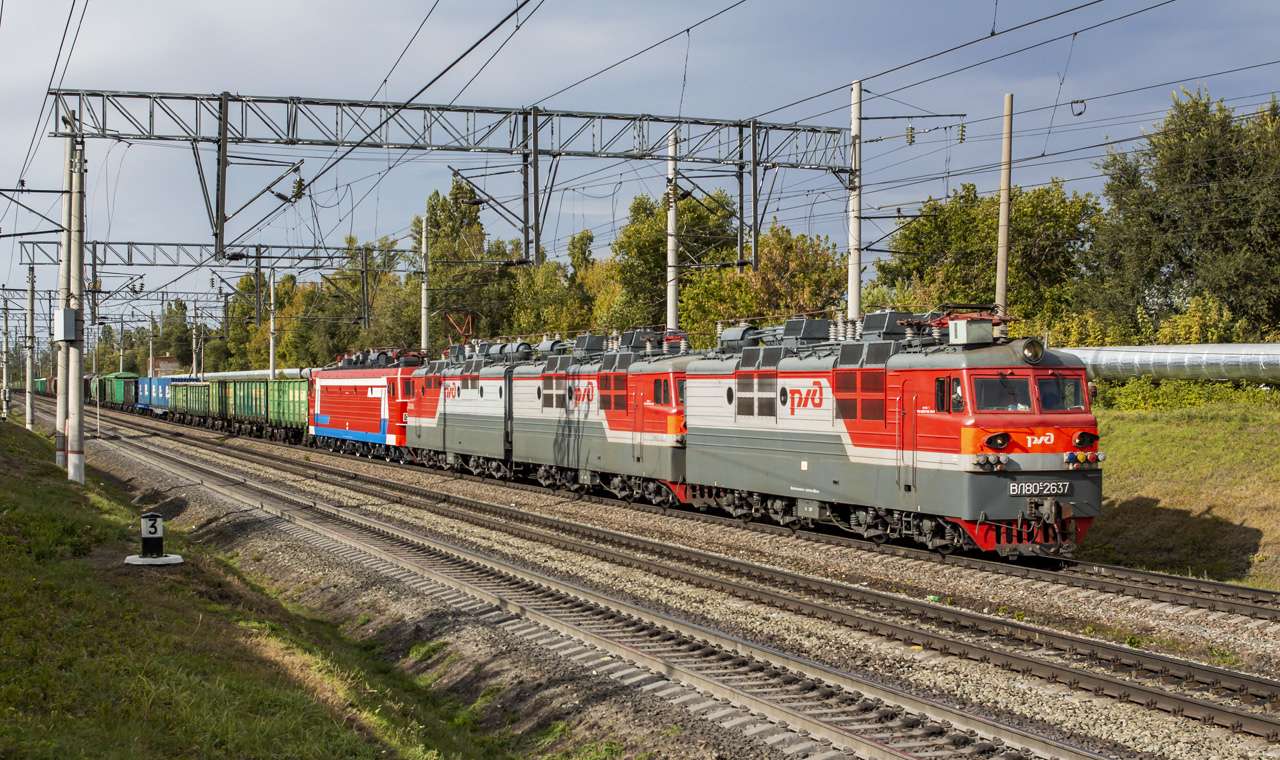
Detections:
[949, 338, 1103, 557]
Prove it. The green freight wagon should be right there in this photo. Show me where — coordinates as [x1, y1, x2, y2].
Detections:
[34, 378, 48, 395]
[229, 379, 268, 434]
[209, 380, 233, 428]
[267, 379, 308, 442]
[94, 372, 138, 409]
[171, 382, 211, 425]
[108, 372, 139, 408]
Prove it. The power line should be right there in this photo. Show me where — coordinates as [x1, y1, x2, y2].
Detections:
[532, 0, 750, 106]
[128, 2, 537, 310]
[794, 0, 1179, 123]
[228, 0, 536, 249]
[1, 0, 77, 232]
[308, 0, 549, 248]
[753, 0, 1110, 119]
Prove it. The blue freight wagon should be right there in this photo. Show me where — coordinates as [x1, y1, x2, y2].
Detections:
[137, 375, 196, 415]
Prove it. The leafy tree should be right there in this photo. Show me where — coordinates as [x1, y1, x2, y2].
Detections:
[1087, 90, 1280, 332]
[610, 191, 736, 330]
[679, 224, 845, 347]
[875, 181, 1100, 324]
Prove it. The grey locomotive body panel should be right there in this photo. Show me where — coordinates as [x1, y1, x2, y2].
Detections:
[439, 364, 508, 460]
[405, 366, 446, 452]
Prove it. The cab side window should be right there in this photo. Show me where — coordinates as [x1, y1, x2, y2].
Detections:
[951, 377, 965, 413]
[934, 378, 947, 412]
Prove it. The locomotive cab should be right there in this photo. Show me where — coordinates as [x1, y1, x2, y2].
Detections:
[903, 327, 1103, 557]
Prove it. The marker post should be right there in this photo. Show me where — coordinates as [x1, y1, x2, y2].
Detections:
[124, 512, 184, 566]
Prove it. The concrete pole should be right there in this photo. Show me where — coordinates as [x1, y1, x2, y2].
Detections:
[26, 265, 35, 430]
[749, 120, 760, 271]
[665, 128, 679, 333]
[148, 334, 154, 378]
[268, 267, 277, 378]
[119, 312, 125, 373]
[531, 107, 542, 264]
[847, 80, 862, 323]
[67, 127, 86, 485]
[420, 209, 430, 352]
[191, 309, 198, 375]
[995, 92, 1013, 336]
[736, 125, 745, 271]
[56, 129, 73, 467]
[2, 298, 9, 421]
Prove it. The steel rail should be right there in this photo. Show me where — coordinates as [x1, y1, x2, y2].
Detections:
[30, 390, 1279, 621]
[89, 421, 1107, 760]
[65, 401, 1280, 742]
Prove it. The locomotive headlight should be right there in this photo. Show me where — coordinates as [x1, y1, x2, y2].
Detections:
[1022, 338, 1045, 365]
[997, 454, 1009, 464]
[1064, 452, 1078, 464]
[1097, 452, 1106, 462]
[976, 454, 989, 465]
[1074, 431, 1099, 448]
[985, 432, 1011, 450]
[1086, 452, 1098, 463]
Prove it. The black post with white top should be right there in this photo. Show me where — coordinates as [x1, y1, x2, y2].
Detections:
[125, 512, 183, 566]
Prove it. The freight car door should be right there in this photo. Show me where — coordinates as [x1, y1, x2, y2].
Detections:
[897, 388, 919, 509]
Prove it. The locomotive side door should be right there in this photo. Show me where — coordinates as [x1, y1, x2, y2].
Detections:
[897, 384, 919, 509]
[631, 376, 644, 463]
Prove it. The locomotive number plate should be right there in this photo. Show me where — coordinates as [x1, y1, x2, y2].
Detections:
[1009, 481, 1072, 497]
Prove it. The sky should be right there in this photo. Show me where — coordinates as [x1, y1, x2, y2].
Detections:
[2, 0, 1279, 328]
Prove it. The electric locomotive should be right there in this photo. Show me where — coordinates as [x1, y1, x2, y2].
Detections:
[683, 310, 1100, 556]
[400, 308, 1101, 557]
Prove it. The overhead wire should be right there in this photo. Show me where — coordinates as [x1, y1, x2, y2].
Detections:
[753, 0, 1111, 119]
[793, 0, 1179, 123]
[1, 0, 77, 233]
[532, 0, 749, 106]
[126, 1, 537, 310]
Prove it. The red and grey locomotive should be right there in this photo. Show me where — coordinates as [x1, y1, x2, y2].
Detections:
[392, 309, 1101, 557]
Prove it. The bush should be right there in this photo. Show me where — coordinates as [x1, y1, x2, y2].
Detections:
[1095, 377, 1280, 410]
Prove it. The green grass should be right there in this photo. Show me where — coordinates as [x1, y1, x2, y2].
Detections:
[0, 422, 517, 759]
[1082, 403, 1280, 589]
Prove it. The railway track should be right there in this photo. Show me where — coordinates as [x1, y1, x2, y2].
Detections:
[84, 410, 1110, 760]
[51, 394, 1280, 623]
[35, 393, 1280, 622]
[57, 399, 1280, 742]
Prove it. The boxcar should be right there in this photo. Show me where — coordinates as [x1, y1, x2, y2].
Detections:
[171, 382, 211, 425]
[229, 379, 268, 434]
[138, 375, 195, 415]
[267, 379, 308, 442]
[209, 380, 233, 427]
[93, 372, 138, 409]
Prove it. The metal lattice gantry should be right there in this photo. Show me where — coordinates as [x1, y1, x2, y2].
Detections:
[48, 89, 851, 171]
[20, 240, 416, 268]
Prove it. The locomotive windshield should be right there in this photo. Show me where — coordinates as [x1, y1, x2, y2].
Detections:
[973, 376, 1032, 412]
[1037, 375, 1086, 411]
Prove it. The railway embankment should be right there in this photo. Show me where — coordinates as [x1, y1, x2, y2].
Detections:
[1083, 402, 1280, 590]
[0, 419, 716, 757]
[0, 423, 521, 758]
[12, 403, 785, 760]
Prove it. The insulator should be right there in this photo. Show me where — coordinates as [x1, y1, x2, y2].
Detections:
[906, 125, 915, 145]
[957, 123, 966, 143]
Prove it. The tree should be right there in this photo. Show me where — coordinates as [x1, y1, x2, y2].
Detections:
[1087, 90, 1280, 332]
[875, 181, 1100, 325]
[679, 224, 845, 347]
[610, 191, 736, 330]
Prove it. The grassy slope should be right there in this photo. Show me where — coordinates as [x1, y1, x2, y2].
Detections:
[1082, 404, 1280, 589]
[0, 422, 517, 760]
